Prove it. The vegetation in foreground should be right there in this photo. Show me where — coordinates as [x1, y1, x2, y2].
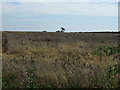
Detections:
[2, 31, 120, 88]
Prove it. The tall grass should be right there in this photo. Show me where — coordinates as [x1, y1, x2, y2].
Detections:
[2, 32, 119, 88]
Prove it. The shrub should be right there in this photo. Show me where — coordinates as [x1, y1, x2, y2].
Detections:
[94, 45, 120, 88]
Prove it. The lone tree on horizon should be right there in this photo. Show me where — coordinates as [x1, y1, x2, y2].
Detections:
[61, 27, 65, 32]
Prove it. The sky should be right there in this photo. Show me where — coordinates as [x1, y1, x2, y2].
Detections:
[1, 0, 119, 32]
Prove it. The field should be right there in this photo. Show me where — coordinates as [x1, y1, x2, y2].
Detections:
[2, 31, 120, 88]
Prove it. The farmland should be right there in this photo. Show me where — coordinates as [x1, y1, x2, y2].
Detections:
[2, 31, 120, 88]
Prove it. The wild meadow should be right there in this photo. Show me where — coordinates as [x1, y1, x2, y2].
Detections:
[2, 31, 120, 88]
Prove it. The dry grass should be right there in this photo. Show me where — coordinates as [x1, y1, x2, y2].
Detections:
[2, 31, 119, 88]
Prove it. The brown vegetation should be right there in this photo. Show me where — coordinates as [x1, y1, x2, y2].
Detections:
[2, 31, 119, 88]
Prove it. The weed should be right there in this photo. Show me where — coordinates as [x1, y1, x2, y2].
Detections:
[93, 45, 120, 56]
[25, 69, 38, 88]
[94, 45, 120, 88]
[2, 73, 18, 88]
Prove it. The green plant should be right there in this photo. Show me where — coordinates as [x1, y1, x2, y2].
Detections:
[25, 69, 38, 88]
[2, 73, 18, 88]
[102, 65, 120, 88]
[94, 45, 120, 88]
[93, 45, 120, 56]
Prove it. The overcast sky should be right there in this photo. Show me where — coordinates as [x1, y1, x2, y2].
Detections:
[2, 0, 120, 2]
[2, 0, 119, 32]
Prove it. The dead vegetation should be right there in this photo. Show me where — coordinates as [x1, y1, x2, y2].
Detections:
[2, 31, 119, 88]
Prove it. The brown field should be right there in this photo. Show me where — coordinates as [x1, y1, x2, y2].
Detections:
[2, 31, 120, 88]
